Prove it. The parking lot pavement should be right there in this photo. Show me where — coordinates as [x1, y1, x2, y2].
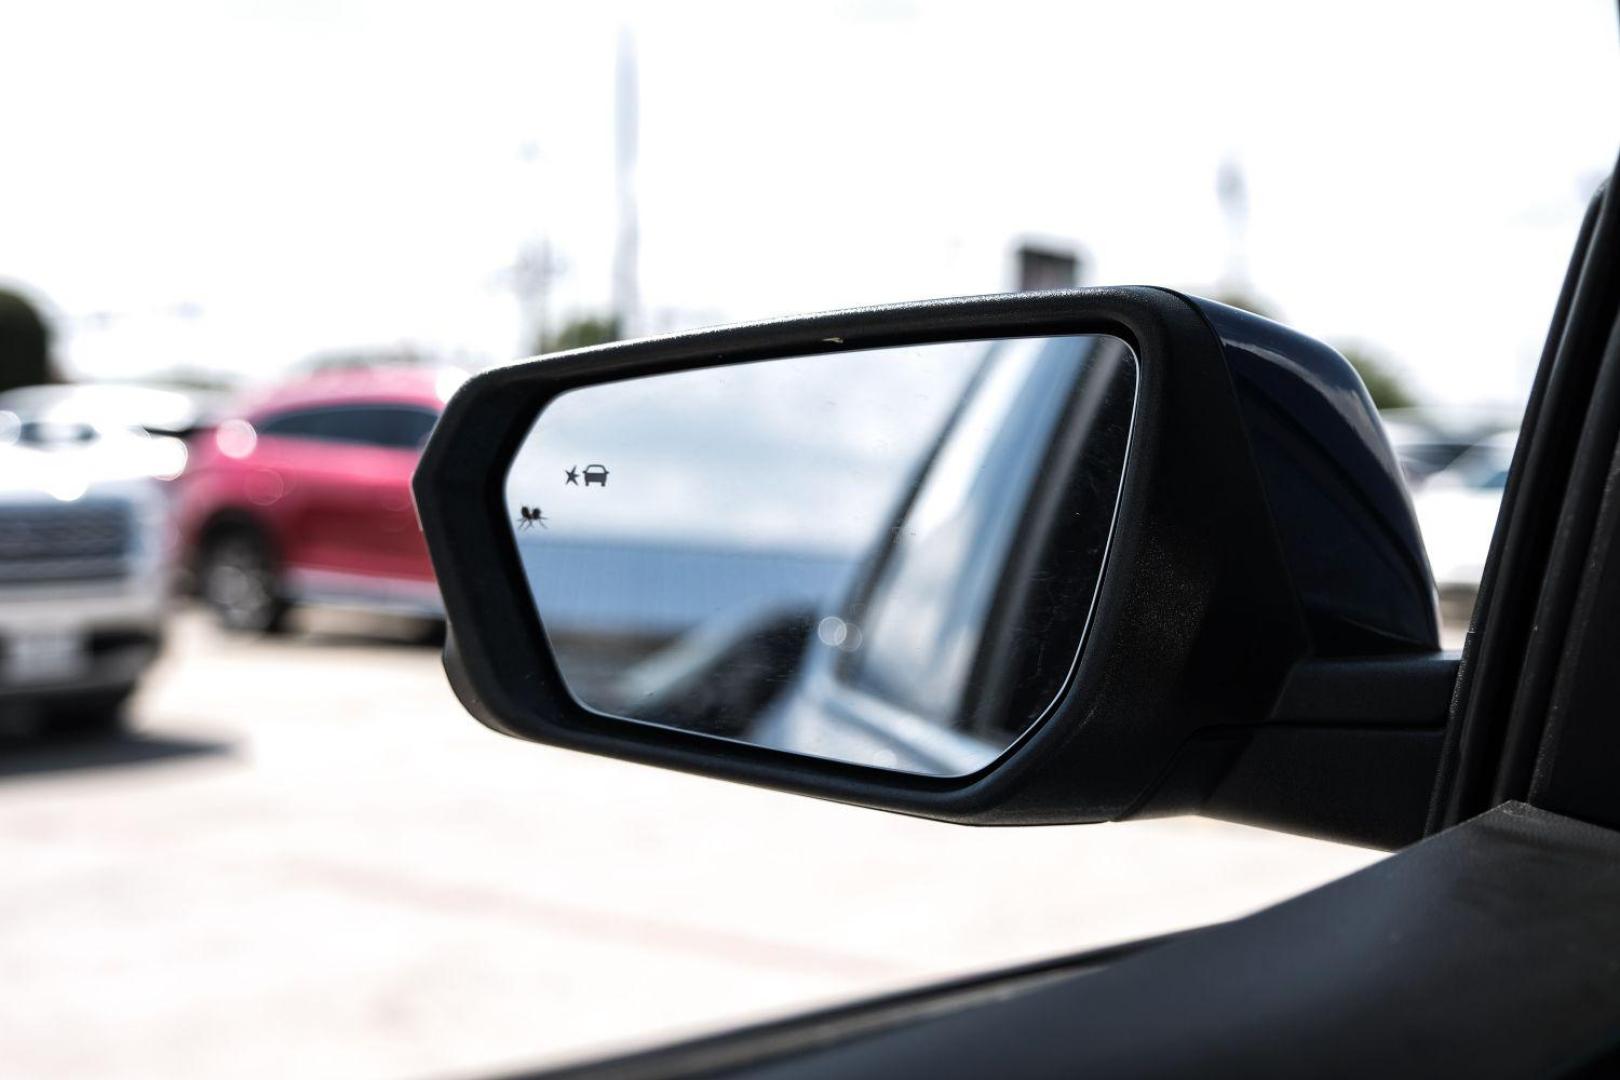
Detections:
[0, 610, 1384, 1080]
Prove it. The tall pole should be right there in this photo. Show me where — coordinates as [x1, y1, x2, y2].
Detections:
[1216, 156, 1250, 295]
[612, 26, 640, 338]
[511, 143, 565, 356]
[514, 236, 563, 354]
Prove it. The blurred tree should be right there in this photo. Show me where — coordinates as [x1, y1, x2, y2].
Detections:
[538, 314, 620, 355]
[301, 346, 429, 374]
[1208, 288, 1417, 409]
[1331, 341, 1418, 410]
[0, 288, 55, 394]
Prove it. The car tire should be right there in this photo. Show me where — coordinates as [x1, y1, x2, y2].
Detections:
[45, 684, 135, 739]
[408, 617, 448, 647]
[200, 530, 291, 634]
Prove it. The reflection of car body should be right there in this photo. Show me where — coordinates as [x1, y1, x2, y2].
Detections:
[756, 336, 1136, 772]
[612, 335, 1137, 774]
[1413, 432, 1515, 617]
[0, 412, 173, 734]
[583, 464, 609, 487]
[177, 367, 455, 632]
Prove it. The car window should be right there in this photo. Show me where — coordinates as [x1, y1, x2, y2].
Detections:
[256, 403, 438, 449]
[382, 405, 439, 448]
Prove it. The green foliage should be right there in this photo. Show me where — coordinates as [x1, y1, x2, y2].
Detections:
[0, 288, 54, 394]
[1206, 288, 1418, 410]
[301, 347, 428, 374]
[1333, 341, 1418, 411]
[538, 314, 621, 355]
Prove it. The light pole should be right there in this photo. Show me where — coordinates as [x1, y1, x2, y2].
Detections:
[1217, 156, 1251, 295]
[612, 25, 640, 338]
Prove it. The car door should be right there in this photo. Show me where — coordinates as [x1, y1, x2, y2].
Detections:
[362, 403, 440, 585]
[254, 403, 435, 588]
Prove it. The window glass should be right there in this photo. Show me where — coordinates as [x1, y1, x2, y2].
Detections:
[256, 404, 438, 449]
[381, 406, 439, 449]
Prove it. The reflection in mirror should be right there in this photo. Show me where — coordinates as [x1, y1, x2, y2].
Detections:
[504, 335, 1137, 776]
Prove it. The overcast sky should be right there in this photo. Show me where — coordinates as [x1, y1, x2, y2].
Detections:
[3, 1, 1615, 408]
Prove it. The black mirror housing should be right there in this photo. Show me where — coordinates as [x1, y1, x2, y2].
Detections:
[413, 287, 1441, 835]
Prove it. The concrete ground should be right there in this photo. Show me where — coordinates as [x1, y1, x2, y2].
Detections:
[0, 610, 1385, 1080]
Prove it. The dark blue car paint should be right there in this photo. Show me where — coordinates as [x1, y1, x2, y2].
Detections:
[1194, 298, 1441, 654]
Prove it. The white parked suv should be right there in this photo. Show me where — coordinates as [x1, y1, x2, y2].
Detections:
[0, 409, 174, 735]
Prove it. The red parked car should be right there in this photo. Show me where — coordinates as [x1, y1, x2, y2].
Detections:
[178, 366, 460, 633]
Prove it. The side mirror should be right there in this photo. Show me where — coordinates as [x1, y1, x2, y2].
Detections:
[414, 288, 1451, 845]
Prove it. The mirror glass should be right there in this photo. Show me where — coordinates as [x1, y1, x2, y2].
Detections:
[504, 334, 1136, 776]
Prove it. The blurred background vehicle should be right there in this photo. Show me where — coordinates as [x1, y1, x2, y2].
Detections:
[1411, 431, 1517, 622]
[0, 404, 173, 736]
[1381, 405, 1518, 489]
[176, 366, 461, 633]
[0, 383, 204, 485]
[0, 380, 226, 439]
